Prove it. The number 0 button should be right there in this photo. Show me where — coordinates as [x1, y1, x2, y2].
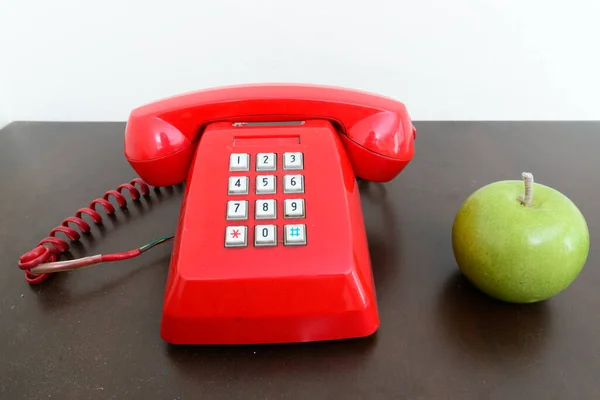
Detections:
[228, 176, 249, 195]
[255, 224, 277, 246]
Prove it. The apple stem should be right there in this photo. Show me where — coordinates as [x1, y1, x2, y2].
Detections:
[522, 172, 534, 206]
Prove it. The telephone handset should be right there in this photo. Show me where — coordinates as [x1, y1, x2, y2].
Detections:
[19, 84, 416, 345]
[124, 83, 415, 186]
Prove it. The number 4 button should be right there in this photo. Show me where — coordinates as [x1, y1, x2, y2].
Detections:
[228, 176, 249, 195]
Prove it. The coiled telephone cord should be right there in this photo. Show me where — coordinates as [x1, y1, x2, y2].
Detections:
[17, 178, 173, 284]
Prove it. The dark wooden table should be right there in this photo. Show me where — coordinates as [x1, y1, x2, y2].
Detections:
[1, 121, 599, 399]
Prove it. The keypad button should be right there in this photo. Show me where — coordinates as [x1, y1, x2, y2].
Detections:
[228, 176, 249, 195]
[229, 153, 249, 171]
[256, 153, 276, 171]
[255, 199, 277, 219]
[256, 175, 276, 194]
[284, 199, 305, 218]
[284, 224, 306, 246]
[254, 224, 277, 246]
[283, 174, 304, 193]
[225, 226, 248, 247]
[283, 152, 303, 170]
[226, 200, 248, 220]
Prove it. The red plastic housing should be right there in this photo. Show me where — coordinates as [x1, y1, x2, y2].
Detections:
[122, 83, 417, 344]
[124, 83, 416, 187]
[160, 121, 378, 344]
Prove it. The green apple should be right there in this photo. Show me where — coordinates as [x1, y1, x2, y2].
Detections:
[452, 172, 589, 303]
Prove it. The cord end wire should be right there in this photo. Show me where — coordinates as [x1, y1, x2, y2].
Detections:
[26, 236, 174, 276]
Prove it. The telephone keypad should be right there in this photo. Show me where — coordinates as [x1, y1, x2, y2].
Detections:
[229, 153, 250, 171]
[228, 176, 249, 195]
[283, 152, 303, 170]
[283, 174, 304, 194]
[255, 199, 277, 219]
[225, 226, 248, 247]
[226, 200, 248, 220]
[256, 153, 277, 171]
[254, 224, 277, 246]
[284, 224, 307, 246]
[225, 151, 306, 248]
[255, 175, 276, 194]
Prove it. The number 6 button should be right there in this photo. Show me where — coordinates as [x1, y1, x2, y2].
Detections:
[284, 199, 305, 218]
[283, 174, 304, 193]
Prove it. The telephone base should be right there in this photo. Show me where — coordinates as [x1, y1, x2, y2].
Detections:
[160, 271, 379, 345]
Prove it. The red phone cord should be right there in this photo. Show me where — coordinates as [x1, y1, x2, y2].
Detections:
[18, 178, 155, 284]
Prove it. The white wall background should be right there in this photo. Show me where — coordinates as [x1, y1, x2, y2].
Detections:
[1, 0, 599, 124]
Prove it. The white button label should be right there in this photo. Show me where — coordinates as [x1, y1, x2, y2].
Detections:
[256, 175, 276, 194]
[255, 199, 277, 219]
[255, 224, 277, 246]
[283, 174, 304, 193]
[283, 152, 303, 170]
[284, 199, 305, 218]
[256, 153, 276, 171]
[226, 200, 248, 220]
[225, 226, 248, 247]
[228, 176, 249, 195]
[284, 224, 306, 246]
[229, 153, 249, 171]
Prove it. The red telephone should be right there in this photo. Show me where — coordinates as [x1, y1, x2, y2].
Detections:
[19, 83, 416, 345]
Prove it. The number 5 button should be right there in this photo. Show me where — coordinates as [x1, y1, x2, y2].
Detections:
[256, 175, 276, 194]
[284, 199, 305, 218]
[283, 174, 304, 193]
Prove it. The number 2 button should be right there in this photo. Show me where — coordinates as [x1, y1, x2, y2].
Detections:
[228, 176, 249, 195]
[256, 153, 276, 171]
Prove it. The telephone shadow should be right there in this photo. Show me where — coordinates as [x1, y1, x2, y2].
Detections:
[357, 179, 402, 302]
[165, 333, 378, 380]
[436, 271, 554, 365]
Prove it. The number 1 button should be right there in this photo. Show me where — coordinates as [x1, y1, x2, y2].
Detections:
[229, 153, 249, 171]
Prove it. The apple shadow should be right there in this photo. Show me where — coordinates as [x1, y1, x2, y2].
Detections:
[435, 271, 554, 365]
